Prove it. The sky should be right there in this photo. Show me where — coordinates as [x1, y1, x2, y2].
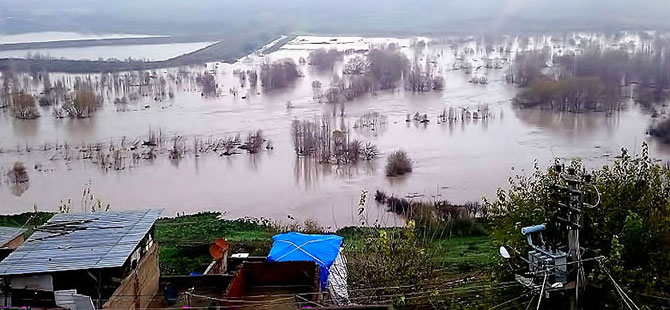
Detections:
[0, 0, 668, 36]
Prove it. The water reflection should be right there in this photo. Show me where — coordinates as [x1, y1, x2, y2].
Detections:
[514, 107, 623, 137]
[293, 157, 376, 189]
[10, 181, 29, 197]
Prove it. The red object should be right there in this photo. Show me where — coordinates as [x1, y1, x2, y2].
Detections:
[209, 238, 229, 260]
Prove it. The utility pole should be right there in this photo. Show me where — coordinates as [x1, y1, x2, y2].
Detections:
[504, 165, 599, 310]
[552, 165, 592, 309]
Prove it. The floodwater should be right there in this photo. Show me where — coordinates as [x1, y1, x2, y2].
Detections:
[0, 32, 165, 44]
[0, 41, 218, 61]
[1, 34, 668, 228]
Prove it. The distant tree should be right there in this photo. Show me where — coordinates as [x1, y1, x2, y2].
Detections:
[260, 59, 300, 89]
[196, 72, 217, 95]
[343, 56, 369, 75]
[246, 70, 258, 87]
[308, 48, 344, 70]
[367, 48, 409, 89]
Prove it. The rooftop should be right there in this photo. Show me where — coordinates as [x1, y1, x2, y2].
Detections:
[0, 209, 162, 276]
[0, 227, 27, 247]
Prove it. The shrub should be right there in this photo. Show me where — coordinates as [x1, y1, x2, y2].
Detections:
[385, 150, 412, 176]
[11, 93, 39, 119]
[62, 89, 100, 118]
[7, 162, 29, 183]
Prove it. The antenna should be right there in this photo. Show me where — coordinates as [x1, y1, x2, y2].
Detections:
[499, 246, 511, 259]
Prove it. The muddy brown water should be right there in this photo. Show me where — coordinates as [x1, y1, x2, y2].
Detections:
[1, 35, 669, 228]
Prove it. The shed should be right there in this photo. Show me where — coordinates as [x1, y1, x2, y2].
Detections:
[0, 209, 162, 309]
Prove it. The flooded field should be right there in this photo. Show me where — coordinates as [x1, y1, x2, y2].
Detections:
[0, 32, 165, 44]
[0, 41, 218, 61]
[1, 34, 669, 227]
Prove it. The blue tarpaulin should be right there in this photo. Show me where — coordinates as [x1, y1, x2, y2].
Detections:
[267, 232, 344, 290]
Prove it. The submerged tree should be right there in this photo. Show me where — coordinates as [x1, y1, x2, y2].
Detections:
[367, 47, 409, 90]
[196, 72, 217, 95]
[260, 59, 301, 89]
[308, 48, 344, 70]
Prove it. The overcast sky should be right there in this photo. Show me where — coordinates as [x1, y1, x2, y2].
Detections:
[1, 0, 668, 35]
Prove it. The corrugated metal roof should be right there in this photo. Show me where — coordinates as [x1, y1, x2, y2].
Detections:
[0, 209, 162, 276]
[0, 227, 26, 247]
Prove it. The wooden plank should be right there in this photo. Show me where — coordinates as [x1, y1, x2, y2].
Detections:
[103, 244, 159, 310]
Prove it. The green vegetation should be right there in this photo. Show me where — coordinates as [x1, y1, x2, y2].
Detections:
[385, 150, 413, 177]
[154, 212, 275, 275]
[0, 209, 502, 307]
[0, 212, 53, 230]
[487, 143, 670, 303]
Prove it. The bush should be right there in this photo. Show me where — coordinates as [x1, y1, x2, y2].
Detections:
[11, 93, 39, 119]
[385, 150, 412, 176]
[7, 162, 29, 183]
[62, 89, 100, 118]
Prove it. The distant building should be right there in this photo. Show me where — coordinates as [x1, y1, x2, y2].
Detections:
[0, 209, 162, 309]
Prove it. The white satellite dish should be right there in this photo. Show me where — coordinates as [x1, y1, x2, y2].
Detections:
[499, 246, 511, 259]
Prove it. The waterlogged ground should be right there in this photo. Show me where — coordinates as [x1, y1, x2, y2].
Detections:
[1, 34, 669, 227]
[0, 41, 218, 61]
[0, 32, 165, 44]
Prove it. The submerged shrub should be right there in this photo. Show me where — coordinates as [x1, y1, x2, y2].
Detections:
[11, 93, 39, 119]
[61, 89, 100, 118]
[385, 150, 412, 176]
[7, 162, 29, 183]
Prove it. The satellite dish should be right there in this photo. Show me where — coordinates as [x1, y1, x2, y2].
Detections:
[499, 246, 511, 259]
[209, 238, 229, 260]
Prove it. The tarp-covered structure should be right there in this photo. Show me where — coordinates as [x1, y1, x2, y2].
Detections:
[266, 232, 344, 290]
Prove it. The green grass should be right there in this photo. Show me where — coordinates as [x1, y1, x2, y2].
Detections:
[336, 226, 496, 272]
[429, 236, 496, 270]
[155, 212, 276, 274]
[0, 212, 54, 228]
[0, 212, 55, 236]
